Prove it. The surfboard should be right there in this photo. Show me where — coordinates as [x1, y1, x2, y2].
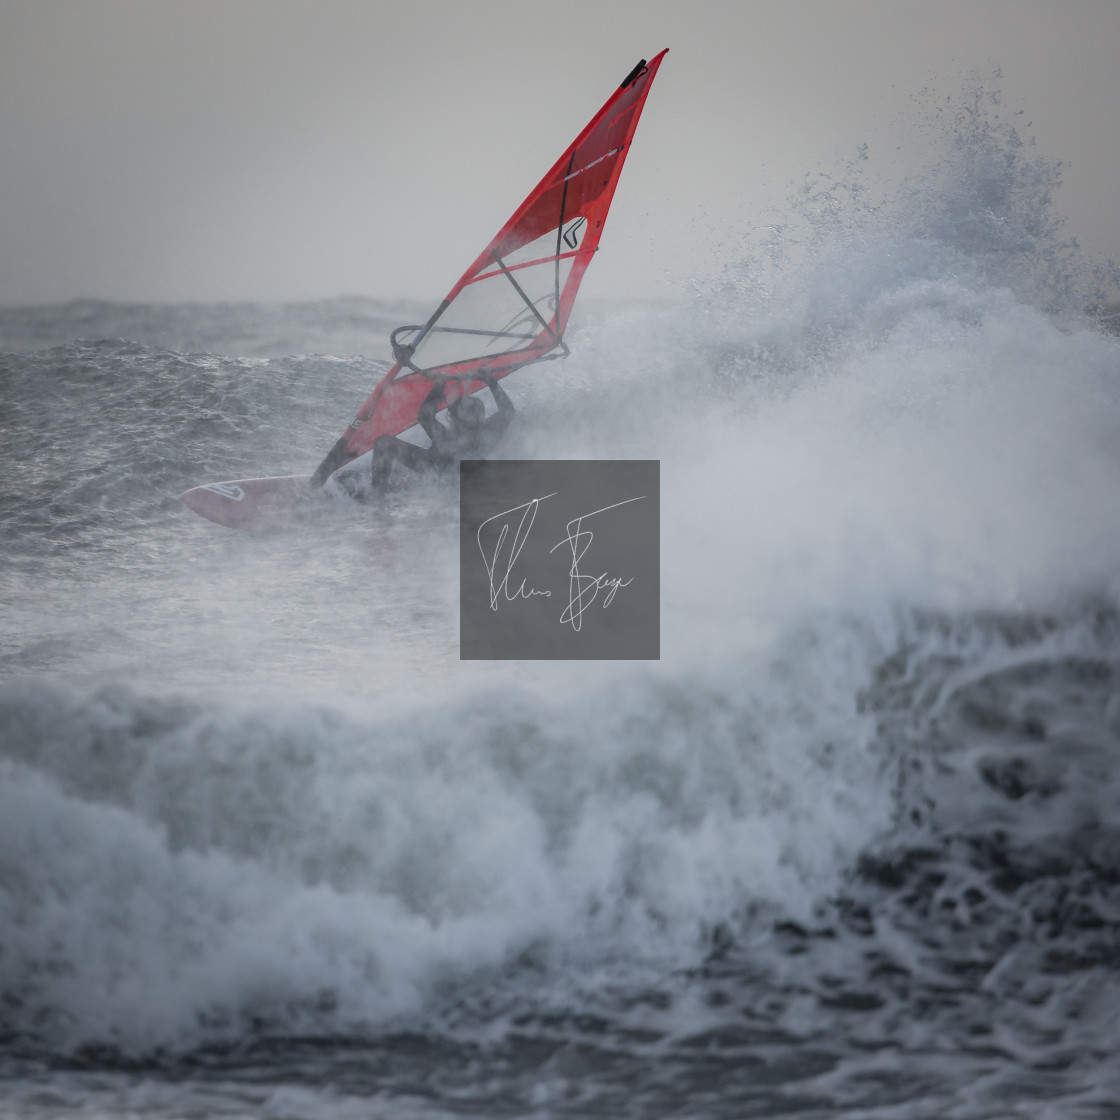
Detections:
[180, 476, 325, 531]
[182, 50, 668, 529]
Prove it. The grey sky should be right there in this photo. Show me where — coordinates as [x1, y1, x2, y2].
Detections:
[2, 0, 1117, 306]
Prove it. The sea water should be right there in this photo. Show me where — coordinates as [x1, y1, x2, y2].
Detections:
[2, 86, 1120, 1118]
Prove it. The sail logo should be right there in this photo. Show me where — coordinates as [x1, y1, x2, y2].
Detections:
[562, 217, 587, 250]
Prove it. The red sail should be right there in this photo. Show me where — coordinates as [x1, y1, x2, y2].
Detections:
[312, 50, 667, 486]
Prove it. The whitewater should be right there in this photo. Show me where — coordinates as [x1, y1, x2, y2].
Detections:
[2, 88, 1119, 1118]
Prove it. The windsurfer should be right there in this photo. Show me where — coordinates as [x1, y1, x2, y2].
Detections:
[369, 371, 514, 487]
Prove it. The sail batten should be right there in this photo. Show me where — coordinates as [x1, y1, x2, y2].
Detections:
[470, 248, 590, 285]
[311, 49, 667, 487]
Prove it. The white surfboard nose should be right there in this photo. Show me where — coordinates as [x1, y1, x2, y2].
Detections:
[181, 475, 319, 530]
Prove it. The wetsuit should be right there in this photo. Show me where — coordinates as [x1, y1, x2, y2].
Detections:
[370, 373, 514, 486]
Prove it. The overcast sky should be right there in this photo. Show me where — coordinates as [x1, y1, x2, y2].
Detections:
[2, 0, 1118, 306]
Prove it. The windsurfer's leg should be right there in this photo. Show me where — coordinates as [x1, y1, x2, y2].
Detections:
[370, 437, 394, 487]
[370, 436, 433, 487]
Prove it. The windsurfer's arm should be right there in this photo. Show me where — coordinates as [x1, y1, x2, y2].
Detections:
[480, 372, 514, 421]
[418, 380, 446, 443]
